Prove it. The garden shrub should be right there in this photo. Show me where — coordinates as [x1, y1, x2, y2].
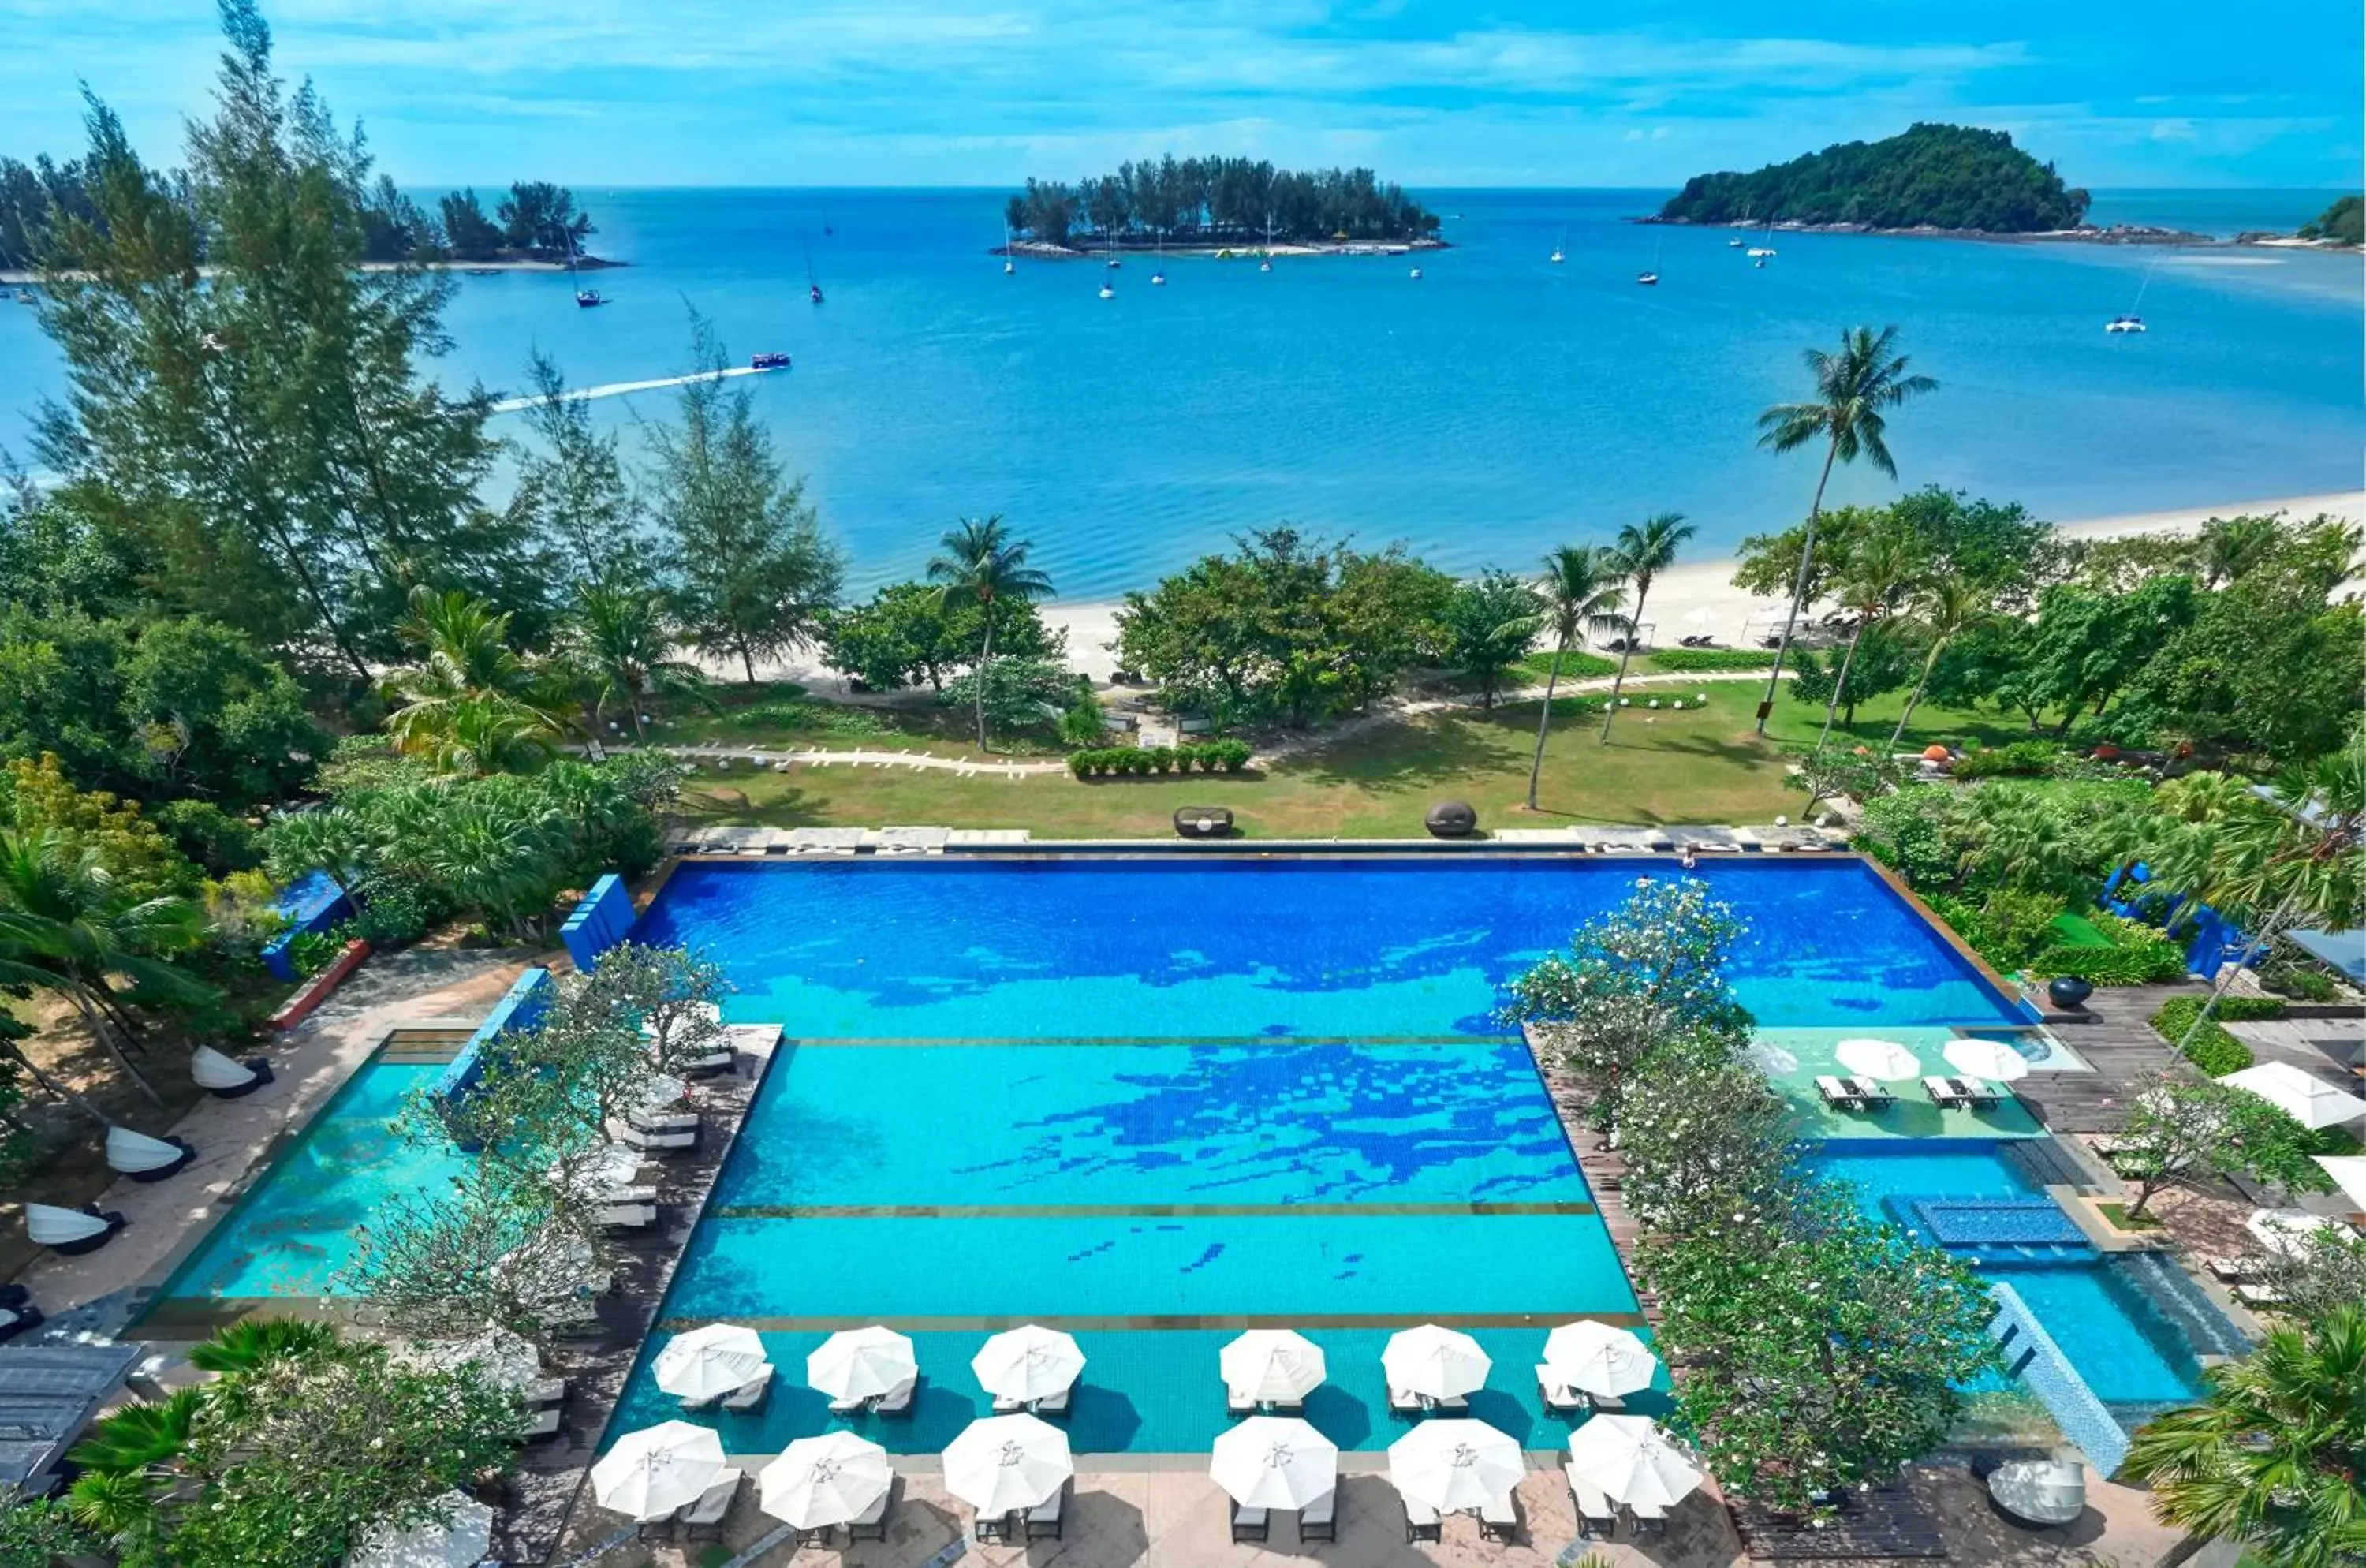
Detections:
[1976, 889, 2066, 969]
[1951, 740, 2068, 779]
[2259, 939, 2342, 1002]
[1067, 740, 1252, 778]
[287, 929, 345, 978]
[2149, 995, 2286, 1075]
[2034, 941, 2188, 986]
[1524, 649, 1619, 680]
[1648, 648, 1776, 672]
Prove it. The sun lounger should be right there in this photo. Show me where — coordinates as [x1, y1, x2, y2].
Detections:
[991, 1394, 1026, 1415]
[720, 1365, 774, 1413]
[627, 1108, 700, 1135]
[2204, 1256, 2258, 1283]
[1025, 1480, 1067, 1540]
[1627, 1498, 1669, 1535]
[636, 1516, 677, 1544]
[1226, 1384, 1256, 1417]
[2236, 1282, 2287, 1308]
[1924, 1074, 1969, 1107]
[599, 1202, 658, 1230]
[973, 1509, 1016, 1544]
[1387, 1385, 1424, 1417]
[525, 1403, 563, 1442]
[1435, 1391, 1469, 1413]
[1566, 1467, 1618, 1540]
[1479, 1490, 1521, 1543]
[846, 1477, 894, 1541]
[1230, 1501, 1269, 1542]
[875, 1376, 916, 1415]
[677, 1047, 736, 1078]
[527, 1377, 568, 1406]
[1402, 1497, 1442, 1543]
[606, 1119, 697, 1154]
[1298, 1486, 1336, 1543]
[1033, 1383, 1072, 1417]
[1586, 1390, 1627, 1413]
[793, 1523, 834, 1549]
[1816, 1075, 1866, 1110]
[679, 1469, 742, 1541]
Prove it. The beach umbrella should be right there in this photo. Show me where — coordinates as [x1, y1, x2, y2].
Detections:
[1742, 1040, 1799, 1075]
[654, 1323, 771, 1402]
[1566, 1416, 1701, 1510]
[758, 1432, 894, 1530]
[2312, 1155, 2366, 1208]
[2216, 1062, 2366, 1129]
[1543, 1321, 1659, 1398]
[1942, 1038, 2032, 1084]
[592, 1421, 724, 1520]
[1210, 1417, 1338, 1510]
[1382, 1324, 1491, 1401]
[1219, 1329, 1327, 1404]
[1834, 1038, 1921, 1081]
[941, 1414, 1072, 1514]
[807, 1326, 918, 1402]
[1386, 1419, 1524, 1514]
[416, 1327, 540, 1395]
[2247, 1208, 2342, 1256]
[971, 1325, 1085, 1402]
[350, 1491, 493, 1568]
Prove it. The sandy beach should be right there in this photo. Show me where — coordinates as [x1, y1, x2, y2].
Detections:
[1034, 490, 2366, 681]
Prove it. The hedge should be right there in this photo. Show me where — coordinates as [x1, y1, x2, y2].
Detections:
[1648, 648, 1777, 672]
[1521, 649, 1619, 681]
[2148, 995, 2286, 1075]
[2032, 939, 2188, 986]
[1068, 740, 1252, 778]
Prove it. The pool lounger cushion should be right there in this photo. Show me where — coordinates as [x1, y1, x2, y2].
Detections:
[1025, 1480, 1067, 1540]
[1230, 1502, 1267, 1543]
[1298, 1485, 1337, 1542]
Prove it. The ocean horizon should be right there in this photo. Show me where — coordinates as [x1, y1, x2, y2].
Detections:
[2, 185, 2358, 599]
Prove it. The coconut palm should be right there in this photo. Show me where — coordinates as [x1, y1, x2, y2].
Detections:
[1887, 577, 1986, 747]
[380, 586, 564, 769]
[415, 795, 567, 939]
[926, 516, 1054, 751]
[2123, 1308, 2365, 1568]
[560, 585, 709, 741]
[2194, 513, 2282, 588]
[186, 1316, 341, 1375]
[1813, 528, 1920, 751]
[1599, 513, 1694, 743]
[1752, 325, 1939, 735]
[1524, 546, 1628, 809]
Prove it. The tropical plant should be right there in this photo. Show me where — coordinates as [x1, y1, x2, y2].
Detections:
[1524, 545, 1627, 809]
[560, 584, 708, 740]
[1614, 1056, 1800, 1233]
[1751, 325, 1939, 734]
[1815, 527, 1920, 750]
[2123, 1308, 2366, 1568]
[379, 586, 563, 772]
[2111, 1068, 2324, 1219]
[1440, 569, 1543, 710]
[927, 517, 1054, 750]
[1598, 513, 1692, 742]
[2251, 1225, 2366, 1326]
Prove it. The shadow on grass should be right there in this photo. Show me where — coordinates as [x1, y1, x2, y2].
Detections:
[1286, 711, 1530, 790]
[677, 783, 827, 827]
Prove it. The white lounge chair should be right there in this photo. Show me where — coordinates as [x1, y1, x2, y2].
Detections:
[1535, 1363, 1586, 1413]
[1024, 1480, 1066, 1540]
[525, 1404, 563, 1441]
[191, 1045, 272, 1098]
[25, 1202, 125, 1256]
[599, 1202, 658, 1230]
[1298, 1485, 1336, 1543]
[1033, 1383, 1072, 1417]
[606, 1118, 696, 1154]
[874, 1376, 916, 1415]
[720, 1365, 774, 1413]
[105, 1127, 195, 1181]
[679, 1469, 742, 1542]
[1479, 1489, 1521, 1543]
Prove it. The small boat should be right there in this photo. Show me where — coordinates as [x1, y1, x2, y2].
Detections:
[804, 241, 824, 304]
[1259, 255, 1272, 273]
[574, 289, 607, 308]
[1753, 258, 1767, 269]
[750, 351, 792, 370]
[2104, 315, 2146, 334]
[1002, 222, 1017, 274]
[809, 282, 824, 304]
[465, 267, 501, 277]
[1098, 279, 1114, 299]
[1004, 259, 1015, 275]
[1745, 246, 1776, 259]
[1550, 226, 1566, 264]
[1727, 237, 1745, 248]
[1636, 271, 1659, 286]
[1106, 256, 1121, 269]
[1151, 270, 1166, 286]
[2108, 255, 2159, 334]
[1409, 266, 1423, 279]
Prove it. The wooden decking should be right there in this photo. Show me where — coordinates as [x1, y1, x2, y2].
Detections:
[1728, 1485, 1950, 1559]
[2010, 984, 2206, 1132]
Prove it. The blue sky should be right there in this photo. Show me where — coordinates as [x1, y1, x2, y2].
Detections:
[2, 0, 2358, 189]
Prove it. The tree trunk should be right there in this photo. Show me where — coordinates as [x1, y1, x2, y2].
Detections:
[2, 1040, 111, 1127]
[740, 642, 759, 685]
[1525, 634, 1568, 810]
[1756, 438, 1842, 736]
[1600, 587, 1648, 744]
[68, 993, 162, 1108]
[1888, 636, 1950, 748]
[2152, 1533, 2214, 1568]
[1815, 624, 1867, 752]
[973, 617, 995, 752]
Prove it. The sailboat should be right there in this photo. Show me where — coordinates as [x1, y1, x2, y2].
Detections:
[1002, 222, 1017, 275]
[804, 242, 824, 304]
[567, 234, 606, 308]
[2107, 252, 2159, 333]
[1745, 217, 1777, 260]
[1550, 226, 1566, 264]
[1638, 233, 1663, 285]
[1259, 216, 1274, 272]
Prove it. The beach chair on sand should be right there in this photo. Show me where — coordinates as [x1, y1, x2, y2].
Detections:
[1402, 1498, 1442, 1544]
[1480, 1490, 1521, 1544]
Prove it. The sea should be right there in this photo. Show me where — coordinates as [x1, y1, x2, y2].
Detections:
[2, 187, 2358, 599]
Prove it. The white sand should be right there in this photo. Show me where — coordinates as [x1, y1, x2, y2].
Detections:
[1039, 491, 2365, 681]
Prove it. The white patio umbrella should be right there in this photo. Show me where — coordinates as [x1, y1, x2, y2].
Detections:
[1386, 1419, 1524, 1514]
[2217, 1062, 2366, 1129]
[654, 1323, 771, 1402]
[2247, 1208, 2342, 1256]
[1742, 1040, 1800, 1075]
[417, 1327, 541, 1395]
[941, 1413, 1072, 1514]
[350, 1491, 494, 1568]
[808, 1326, 919, 1402]
[1382, 1324, 1491, 1401]
[1567, 1415, 1702, 1510]
[970, 1325, 1085, 1402]
[1210, 1417, 1338, 1510]
[1219, 1329, 1327, 1404]
[1834, 1038, 1922, 1081]
[1942, 1038, 2032, 1084]
[2312, 1155, 2366, 1209]
[1543, 1321, 1659, 1399]
[591, 1421, 725, 1520]
[758, 1432, 894, 1530]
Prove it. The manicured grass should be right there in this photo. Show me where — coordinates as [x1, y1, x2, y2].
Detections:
[678, 682, 2032, 838]
[636, 679, 1061, 760]
[2095, 1201, 2163, 1232]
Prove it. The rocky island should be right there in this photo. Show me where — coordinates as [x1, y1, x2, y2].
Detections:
[1649, 123, 2090, 236]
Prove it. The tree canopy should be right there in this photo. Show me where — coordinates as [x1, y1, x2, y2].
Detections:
[2297, 193, 2362, 246]
[1656, 123, 2090, 232]
[1007, 156, 1439, 247]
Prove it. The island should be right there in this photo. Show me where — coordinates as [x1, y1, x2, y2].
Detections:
[999, 156, 1443, 256]
[1650, 122, 2090, 235]
[2295, 194, 2362, 246]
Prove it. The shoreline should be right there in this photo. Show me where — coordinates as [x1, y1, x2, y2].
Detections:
[1026, 490, 2366, 682]
[997, 237, 1450, 261]
[1640, 217, 2360, 252]
[0, 255, 625, 286]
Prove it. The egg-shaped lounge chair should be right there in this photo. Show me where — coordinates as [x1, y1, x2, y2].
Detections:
[191, 1045, 274, 1099]
[105, 1126, 196, 1182]
[25, 1202, 126, 1256]
[0, 1286, 41, 1343]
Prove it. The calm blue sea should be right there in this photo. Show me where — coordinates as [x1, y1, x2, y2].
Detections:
[2, 187, 2357, 596]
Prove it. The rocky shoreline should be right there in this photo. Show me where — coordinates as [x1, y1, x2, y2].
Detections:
[1640, 215, 2358, 251]
[995, 235, 1451, 260]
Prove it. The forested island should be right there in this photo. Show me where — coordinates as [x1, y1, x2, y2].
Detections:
[2295, 193, 2362, 246]
[1002, 156, 1442, 253]
[1652, 123, 2090, 234]
[0, 156, 606, 269]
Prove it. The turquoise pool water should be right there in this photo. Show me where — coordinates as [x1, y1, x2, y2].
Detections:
[636, 857, 2028, 1035]
[1812, 1142, 2232, 1412]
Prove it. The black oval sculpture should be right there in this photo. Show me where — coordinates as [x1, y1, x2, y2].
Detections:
[2047, 975, 2095, 1012]
[1426, 801, 1479, 838]
[1174, 806, 1233, 838]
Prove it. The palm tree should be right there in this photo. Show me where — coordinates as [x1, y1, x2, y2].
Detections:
[1525, 546, 1628, 809]
[2194, 513, 2281, 588]
[560, 585, 709, 741]
[416, 796, 567, 938]
[186, 1316, 341, 1374]
[2123, 1307, 2365, 1568]
[1752, 325, 1939, 735]
[380, 586, 564, 769]
[1813, 528, 1920, 751]
[1887, 577, 1986, 748]
[1598, 513, 1693, 743]
[926, 516, 1054, 751]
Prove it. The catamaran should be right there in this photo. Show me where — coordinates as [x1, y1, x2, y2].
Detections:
[2107, 253, 2159, 333]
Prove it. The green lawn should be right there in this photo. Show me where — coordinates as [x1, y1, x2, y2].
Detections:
[678, 682, 2036, 839]
[633, 679, 1062, 760]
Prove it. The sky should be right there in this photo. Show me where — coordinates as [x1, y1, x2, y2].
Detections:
[1, 0, 2359, 190]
